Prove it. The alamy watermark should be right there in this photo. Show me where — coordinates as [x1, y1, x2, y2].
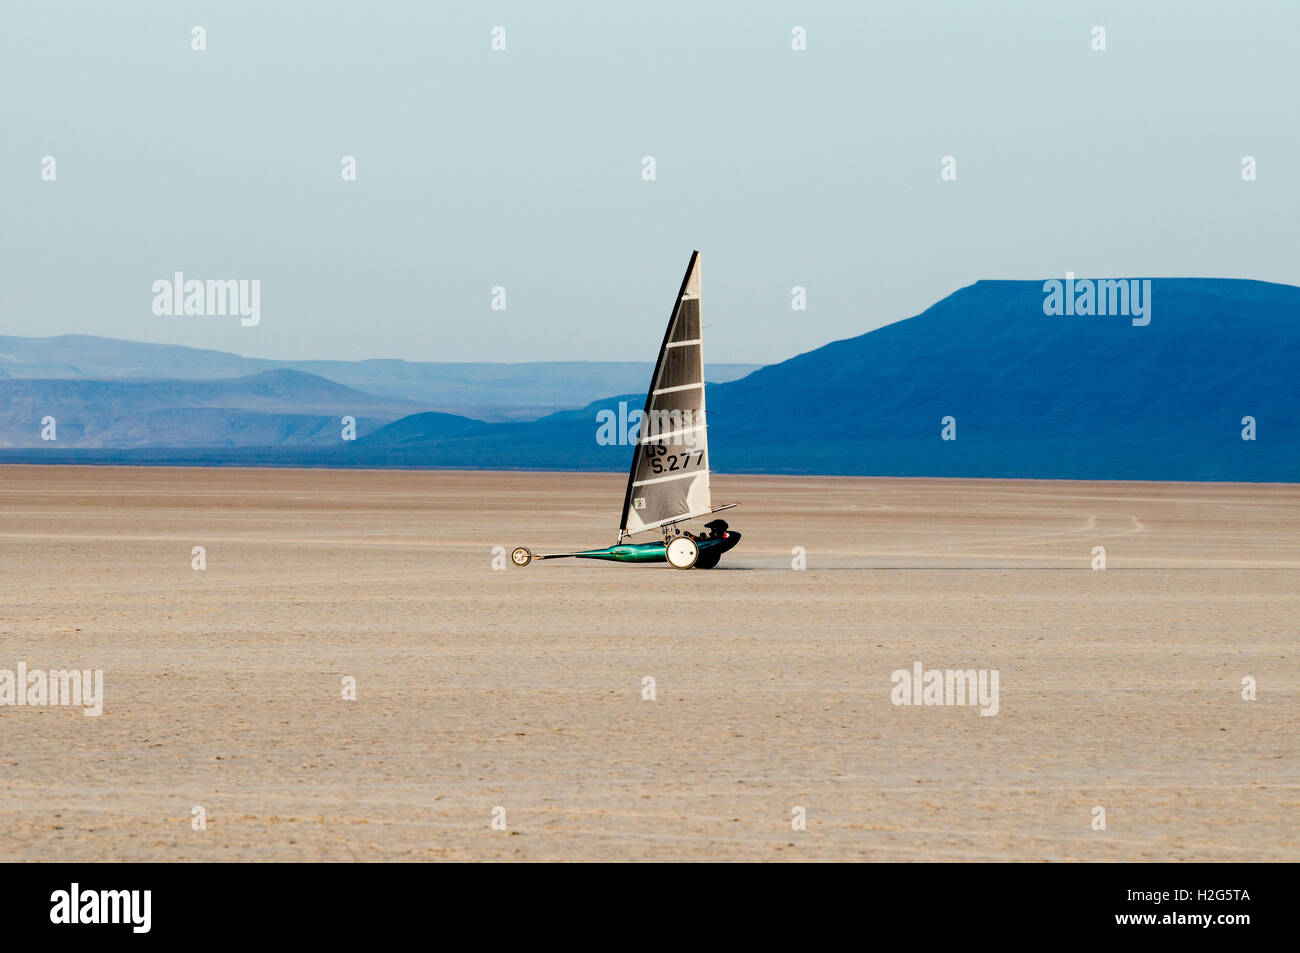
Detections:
[50, 883, 150, 933]
[1, 663, 103, 715]
[596, 401, 705, 450]
[1043, 272, 1151, 326]
[890, 660, 999, 716]
[152, 272, 260, 326]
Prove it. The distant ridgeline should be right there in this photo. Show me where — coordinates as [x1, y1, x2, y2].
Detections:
[3, 278, 1296, 482]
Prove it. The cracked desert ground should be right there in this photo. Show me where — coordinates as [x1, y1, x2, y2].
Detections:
[1, 465, 1295, 861]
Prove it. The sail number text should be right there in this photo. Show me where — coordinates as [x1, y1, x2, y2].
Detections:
[646, 444, 704, 474]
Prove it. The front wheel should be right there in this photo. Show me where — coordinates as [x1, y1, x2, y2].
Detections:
[665, 536, 698, 570]
[511, 547, 533, 567]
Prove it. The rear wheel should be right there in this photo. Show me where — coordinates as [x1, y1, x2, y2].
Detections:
[665, 536, 698, 570]
[693, 548, 722, 569]
[511, 547, 533, 567]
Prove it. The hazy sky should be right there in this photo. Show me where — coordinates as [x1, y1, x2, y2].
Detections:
[2, 1, 1297, 364]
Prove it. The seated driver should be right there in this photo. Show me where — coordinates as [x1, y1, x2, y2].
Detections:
[702, 519, 728, 540]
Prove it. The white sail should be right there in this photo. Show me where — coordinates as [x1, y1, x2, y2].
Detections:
[618, 251, 712, 538]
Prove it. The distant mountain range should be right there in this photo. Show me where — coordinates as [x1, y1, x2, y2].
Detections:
[0, 335, 759, 423]
[335, 278, 1300, 481]
[3, 279, 1296, 481]
[0, 369, 418, 448]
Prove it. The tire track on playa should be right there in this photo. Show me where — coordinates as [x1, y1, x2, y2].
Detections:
[852, 513, 1147, 560]
[924, 514, 1146, 550]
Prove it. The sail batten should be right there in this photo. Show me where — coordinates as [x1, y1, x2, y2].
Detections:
[652, 383, 705, 396]
[618, 251, 711, 539]
[638, 425, 704, 444]
[632, 471, 700, 487]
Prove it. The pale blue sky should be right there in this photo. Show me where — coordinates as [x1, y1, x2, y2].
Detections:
[2, 1, 1297, 363]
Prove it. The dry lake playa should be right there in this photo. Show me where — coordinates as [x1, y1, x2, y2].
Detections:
[1, 466, 1295, 861]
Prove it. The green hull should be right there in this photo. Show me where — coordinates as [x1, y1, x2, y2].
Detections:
[574, 542, 673, 563]
[572, 533, 741, 566]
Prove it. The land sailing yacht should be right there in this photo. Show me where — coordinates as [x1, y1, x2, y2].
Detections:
[511, 251, 740, 570]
